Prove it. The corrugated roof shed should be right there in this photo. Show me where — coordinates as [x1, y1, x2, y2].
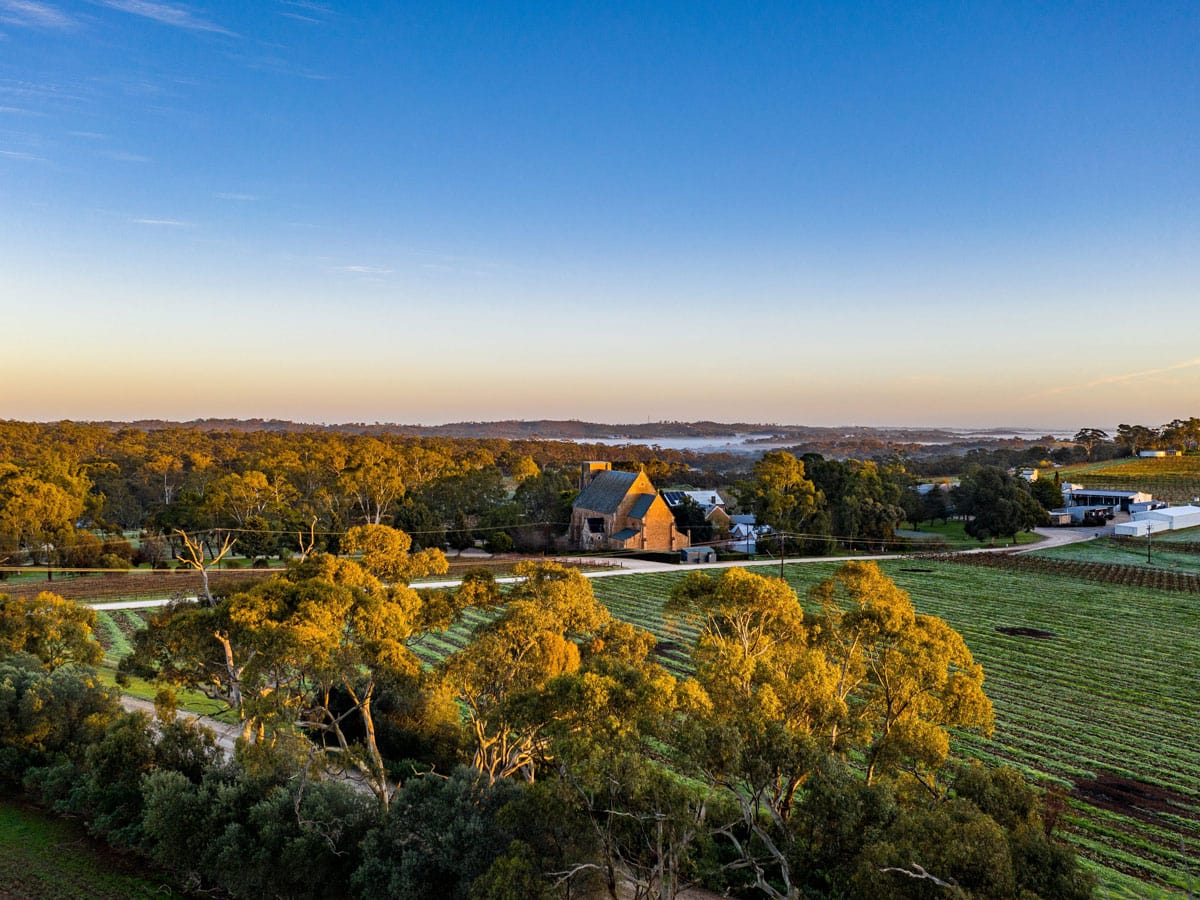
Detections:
[573, 470, 638, 514]
[662, 490, 726, 508]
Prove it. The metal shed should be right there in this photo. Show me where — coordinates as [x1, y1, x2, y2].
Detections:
[680, 546, 718, 564]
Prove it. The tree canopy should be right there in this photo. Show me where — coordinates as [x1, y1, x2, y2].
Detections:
[953, 467, 1047, 544]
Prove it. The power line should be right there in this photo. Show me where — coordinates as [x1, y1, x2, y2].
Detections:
[112, 520, 573, 539]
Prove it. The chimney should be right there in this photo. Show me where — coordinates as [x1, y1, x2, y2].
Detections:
[580, 460, 612, 490]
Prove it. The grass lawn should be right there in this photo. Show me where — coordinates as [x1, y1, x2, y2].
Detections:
[901, 519, 1043, 546]
[0, 799, 171, 899]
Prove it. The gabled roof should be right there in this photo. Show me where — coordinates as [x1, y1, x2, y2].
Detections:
[611, 527, 639, 541]
[573, 470, 639, 515]
[628, 494, 656, 519]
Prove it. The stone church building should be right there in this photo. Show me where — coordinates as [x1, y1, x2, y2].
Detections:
[569, 462, 689, 553]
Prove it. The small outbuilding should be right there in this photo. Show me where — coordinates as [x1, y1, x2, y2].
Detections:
[1114, 520, 1170, 537]
[680, 545, 717, 564]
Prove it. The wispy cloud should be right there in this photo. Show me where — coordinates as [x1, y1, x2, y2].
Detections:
[0, 1, 75, 29]
[68, 130, 107, 139]
[336, 264, 392, 275]
[278, 0, 333, 24]
[214, 191, 258, 201]
[0, 148, 46, 161]
[225, 50, 330, 80]
[98, 0, 235, 36]
[0, 78, 93, 112]
[1027, 357, 1200, 399]
[282, 0, 332, 13]
[131, 216, 192, 226]
[101, 149, 150, 162]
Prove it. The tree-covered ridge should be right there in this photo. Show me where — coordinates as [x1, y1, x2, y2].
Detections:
[0, 421, 735, 567]
[2, 417, 1192, 570]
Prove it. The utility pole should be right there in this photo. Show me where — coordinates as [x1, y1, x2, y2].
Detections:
[779, 530, 785, 581]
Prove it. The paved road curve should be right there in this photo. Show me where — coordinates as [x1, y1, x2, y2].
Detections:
[90, 525, 1098, 610]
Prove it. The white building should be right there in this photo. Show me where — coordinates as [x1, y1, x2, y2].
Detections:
[727, 513, 770, 553]
[1130, 505, 1200, 531]
[1114, 520, 1170, 537]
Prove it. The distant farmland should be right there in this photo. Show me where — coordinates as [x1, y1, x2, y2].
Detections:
[1059, 455, 1200, 503]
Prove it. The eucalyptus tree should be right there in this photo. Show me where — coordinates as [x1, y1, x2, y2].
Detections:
[125, 526, 460, 811]
[664, 564, 994, 899]
[736, 450, 824, 539]
[0, 591, 103, 670]
[807, 561, 993, 789]
[953, 467, 1047, 544]
[442, 562, 610, 785]
[666, 568, 841, 899]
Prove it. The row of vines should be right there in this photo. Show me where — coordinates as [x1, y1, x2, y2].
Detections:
[1062, 456, 1200, 503]
[90, 558, 1200, 896]
[591, 562, 1200, 896]
[929, 550, 1200, 593]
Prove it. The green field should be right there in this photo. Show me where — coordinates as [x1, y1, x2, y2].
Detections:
[0, 800, 170, 899]
[587, 562, 1200, 898]
[1031, 535, 1200, 574]
[1151, 525, 1200, 545]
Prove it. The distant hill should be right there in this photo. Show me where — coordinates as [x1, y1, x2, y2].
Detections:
[85, 418, 1059, 445]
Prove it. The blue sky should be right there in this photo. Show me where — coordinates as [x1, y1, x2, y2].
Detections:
[1, 1, 1197, 428]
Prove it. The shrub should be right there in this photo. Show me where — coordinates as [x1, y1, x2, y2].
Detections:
[63, 532, 103, 568]
[101, 539, 135, 562]
[485, 532, 514, 554]
[98, 553, 132, 571]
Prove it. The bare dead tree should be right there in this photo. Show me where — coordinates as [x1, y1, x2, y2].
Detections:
[880, 863, 961, 893]
[297, 516, 318, 562]
[174, 528, 235, 606]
